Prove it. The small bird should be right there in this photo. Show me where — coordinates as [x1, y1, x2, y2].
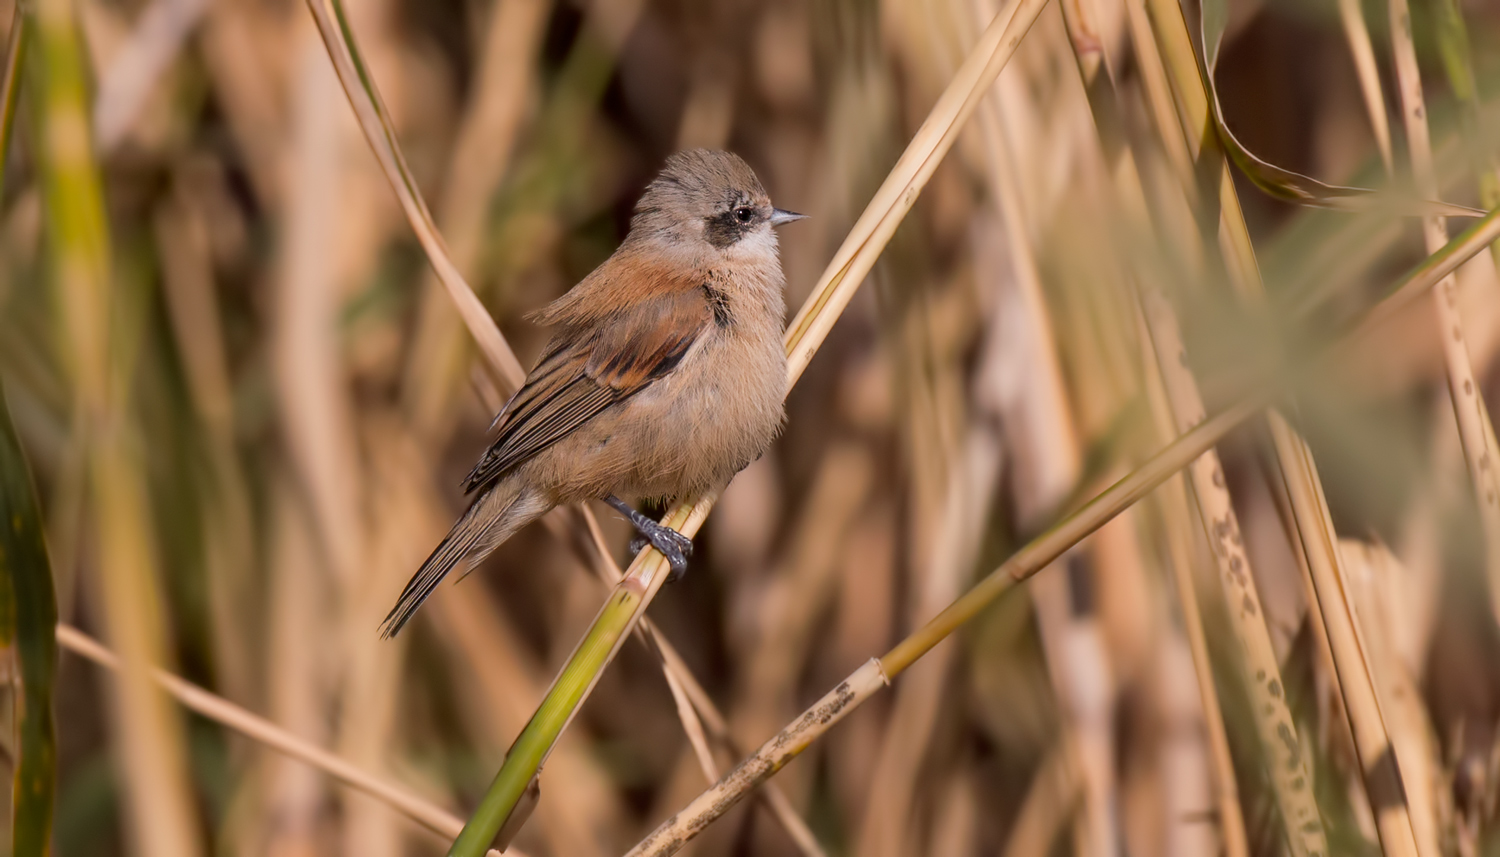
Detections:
[382, 149, 805, 638]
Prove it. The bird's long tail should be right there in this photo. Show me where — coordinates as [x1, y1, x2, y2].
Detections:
[380, 480, 552, 638]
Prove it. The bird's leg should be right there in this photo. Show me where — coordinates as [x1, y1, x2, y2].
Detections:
[604, 495, 693, 582]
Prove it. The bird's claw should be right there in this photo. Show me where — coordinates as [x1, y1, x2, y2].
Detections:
[628, 524, 692, 583]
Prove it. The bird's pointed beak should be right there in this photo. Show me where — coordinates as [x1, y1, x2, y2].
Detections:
[770, 208, 808, 226]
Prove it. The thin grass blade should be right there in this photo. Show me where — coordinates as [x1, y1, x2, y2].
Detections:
[0, 381, 59, 857]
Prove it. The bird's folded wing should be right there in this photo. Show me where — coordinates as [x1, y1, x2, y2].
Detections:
[463, 287, 712, 493]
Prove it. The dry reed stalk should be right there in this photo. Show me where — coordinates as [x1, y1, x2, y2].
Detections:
[1340, 540, 1444, 857]
[275, 36, 366, 589]
[1334, 0, 1393, 173]
[261, 474, 337, 857]
[1151, 634, 1220, 857]
[659, 648, 719, 787]
[1140, 3, 1428, 854]
[54, 624, 516, 857]
[980, 14, 1141, 857]
[273, 39, 388, 854]
[1267, 417, 1423, 857]
[782, 0, 1050, 387]
[339, 421, 446, 857]
[1030, 566, 1121, 857]
[1054, 5, 1250, 853]
[641, 614, 828, 857]
[271, 15, 432, 851]
[1116, 0, 1195, 208]
[927, 764, 981, 857]
[853, 341, 976, 857]
[565, 534, 828, 857]
[1135, 286, 1328, 857]
[87, 358, 205, 857]
[1140, 378, 1250, 857]
[28, 0, 203, 851]
[1387, 0, 1500, 658]
[976, 50, 1114, 857]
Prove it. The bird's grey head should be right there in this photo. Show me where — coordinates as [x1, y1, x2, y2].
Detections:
[629, 149, 805, 258]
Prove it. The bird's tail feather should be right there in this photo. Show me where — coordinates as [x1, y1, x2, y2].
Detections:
[380, 482, 551, 638]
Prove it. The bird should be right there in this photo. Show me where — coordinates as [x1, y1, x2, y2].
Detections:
[381, 149, 806, 638]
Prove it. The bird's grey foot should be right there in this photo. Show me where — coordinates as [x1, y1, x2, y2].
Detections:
[606, 495, 692, 582]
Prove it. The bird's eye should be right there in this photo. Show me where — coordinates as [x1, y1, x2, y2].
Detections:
[734, 206, 754, 224]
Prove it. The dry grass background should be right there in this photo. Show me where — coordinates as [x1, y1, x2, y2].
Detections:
[3, 0, 1500, 854]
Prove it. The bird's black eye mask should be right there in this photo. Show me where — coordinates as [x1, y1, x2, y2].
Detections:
[703, 193, 763, 249]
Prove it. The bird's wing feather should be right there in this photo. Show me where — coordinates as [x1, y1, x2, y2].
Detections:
[463, 282, 712, 493]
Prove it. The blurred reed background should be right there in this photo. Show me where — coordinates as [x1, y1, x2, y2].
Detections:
[3, 0, 1500, 854]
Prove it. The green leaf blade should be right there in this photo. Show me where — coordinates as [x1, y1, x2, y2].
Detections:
[0, 382, 60, 857]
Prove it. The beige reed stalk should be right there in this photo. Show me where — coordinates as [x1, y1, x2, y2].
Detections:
[1143, 0, 1426, 853]
[1334, 0, 1393, 172]
[973, 21, 1123, 854]
[1054, 4, 1252, 853]
[1135, 288, 1327, 857]
[1339, 539, 1443, 857]
[1387, 0, 1500, 661]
